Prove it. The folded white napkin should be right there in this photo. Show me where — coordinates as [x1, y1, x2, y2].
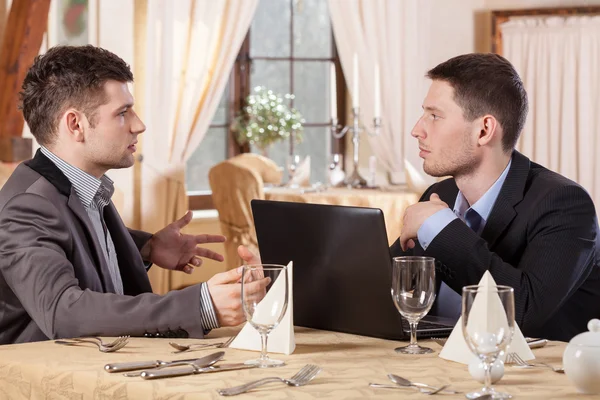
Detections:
[289, 156, 311, 187]
[439, 271, 534, 364]
[229, 261, 296, 355]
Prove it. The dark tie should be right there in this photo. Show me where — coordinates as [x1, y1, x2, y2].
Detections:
[465, 208, 482, 233]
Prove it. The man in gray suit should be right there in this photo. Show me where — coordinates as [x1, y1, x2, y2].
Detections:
[0, 45, 269, 344]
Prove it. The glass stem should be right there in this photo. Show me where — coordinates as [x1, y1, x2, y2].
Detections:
[409, 321, 418, 347]
[260, 332, 269, 361]
[483, 358, 493, 392]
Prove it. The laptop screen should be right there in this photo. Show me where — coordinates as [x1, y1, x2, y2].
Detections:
[251, 199, 419, 340]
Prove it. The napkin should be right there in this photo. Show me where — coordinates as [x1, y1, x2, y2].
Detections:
[229, 261, 296, 355]
[439, 271, 534, 364]
[288, 156, 311, 187]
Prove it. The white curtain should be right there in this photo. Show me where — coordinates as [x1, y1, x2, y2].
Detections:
[502, 16, 600, 204]
[327, 0, 432, 188]
[142, 0, 258, 293]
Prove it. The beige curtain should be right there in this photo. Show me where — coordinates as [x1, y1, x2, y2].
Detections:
[502, 16, 600, 204]
[327, 0, 433, 189]
[142, 0, 258, 294]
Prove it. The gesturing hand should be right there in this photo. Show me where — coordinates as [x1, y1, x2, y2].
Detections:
[142, 211, 226, 274]
[399, 193, 449, 251]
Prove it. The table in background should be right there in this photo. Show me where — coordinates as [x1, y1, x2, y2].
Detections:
[0, 327, 586, 399]
[265, 186, 419, 245]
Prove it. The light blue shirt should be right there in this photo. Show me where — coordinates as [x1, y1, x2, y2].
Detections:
[418, 160, 512, 250]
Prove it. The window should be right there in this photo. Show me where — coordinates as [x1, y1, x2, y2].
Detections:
[186, 0, 345, 209]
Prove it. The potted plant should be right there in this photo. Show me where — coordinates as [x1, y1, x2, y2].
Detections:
[232, 86, 304, 156]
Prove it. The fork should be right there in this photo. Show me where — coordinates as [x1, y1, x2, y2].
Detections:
[169, 334, 236, 353]
[506, 352, 564, 373]
[217, 364, 322, 396]
[74, 336, 130, 348]
[54, 338, 128, 353]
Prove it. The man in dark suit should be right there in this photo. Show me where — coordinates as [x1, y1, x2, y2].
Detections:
[391, 53, 600, 341]
[0, 46, 270, 344]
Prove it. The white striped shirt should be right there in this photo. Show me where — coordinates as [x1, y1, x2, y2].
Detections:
[40, 147, 219, 331]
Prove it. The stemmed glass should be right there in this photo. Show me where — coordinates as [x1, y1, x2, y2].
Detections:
[462, 285, 515, 399]
[241, 264, 289, 368]
[391, 256, 437, 354]
[286, 154, 302, 187]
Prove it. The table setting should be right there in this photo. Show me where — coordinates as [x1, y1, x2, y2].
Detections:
[1, 256, 599, 398]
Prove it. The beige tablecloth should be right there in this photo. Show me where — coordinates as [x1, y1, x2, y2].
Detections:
[0, 327, 588, 399]
[265, 187, 419, 245]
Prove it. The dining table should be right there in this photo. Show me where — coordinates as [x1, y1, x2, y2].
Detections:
[265, 186, 419, 245]
[0, 326, 589, 399]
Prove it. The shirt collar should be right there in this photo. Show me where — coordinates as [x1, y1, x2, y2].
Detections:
[40, 146, 114, 208]
[453, 159, 512, 227]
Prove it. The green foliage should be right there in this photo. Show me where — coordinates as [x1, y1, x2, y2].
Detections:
[232, 86, 304, 150]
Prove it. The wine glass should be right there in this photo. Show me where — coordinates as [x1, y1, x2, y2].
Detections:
[241, 264, 289, 368]
[286, 154, 302, 187]
[328, 153, 345, 187]
[462, 285, 515, 399]
[391, 256, 436, 354]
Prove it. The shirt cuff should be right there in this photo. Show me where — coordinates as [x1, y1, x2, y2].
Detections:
[200, 282, 220, 332]
[417, 208, 457, 250]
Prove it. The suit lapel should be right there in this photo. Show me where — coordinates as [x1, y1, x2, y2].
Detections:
[480, 151, 530, 248]
[67, 192, 116, 293]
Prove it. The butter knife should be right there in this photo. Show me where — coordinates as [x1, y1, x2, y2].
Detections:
[526, 338, 548, 349]
[140, 363, 257, 379]
[104, 351, 225, 372]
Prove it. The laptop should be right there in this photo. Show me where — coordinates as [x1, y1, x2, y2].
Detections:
[251, 199, 455, 341]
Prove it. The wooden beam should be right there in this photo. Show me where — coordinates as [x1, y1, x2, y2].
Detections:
[0, 0, 7, 53]
[0, 0, 51, 162]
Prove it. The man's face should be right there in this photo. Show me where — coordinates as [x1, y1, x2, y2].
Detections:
[411, 80, 480, 178]
[81, 80, 146, 175]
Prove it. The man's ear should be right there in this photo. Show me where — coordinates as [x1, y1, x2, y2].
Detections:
[63, 109, 85, 143]
[477, 115, 499, 147]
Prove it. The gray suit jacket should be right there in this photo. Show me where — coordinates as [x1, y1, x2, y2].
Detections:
[0, 150, 206, 344]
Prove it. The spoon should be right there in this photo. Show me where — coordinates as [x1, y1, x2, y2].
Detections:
[388, 374, 461, 394]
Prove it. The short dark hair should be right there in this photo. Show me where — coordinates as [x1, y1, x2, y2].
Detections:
[19, 45, 133, 146]
[426, 53, 528, 152]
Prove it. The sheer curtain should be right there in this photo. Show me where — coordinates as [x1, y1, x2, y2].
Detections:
[502, 16, 600, 204]
[142, 0, 258, 293]
[327, 0, 432, 189]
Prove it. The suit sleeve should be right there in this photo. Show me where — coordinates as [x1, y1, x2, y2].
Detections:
[128, 228, 153, 251]
[423, 184, 597, 332]
[389, 183, 436, 257]
[0, 193, 206, 339]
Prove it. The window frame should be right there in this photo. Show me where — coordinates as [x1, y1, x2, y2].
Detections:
[188, 1, 346, 210]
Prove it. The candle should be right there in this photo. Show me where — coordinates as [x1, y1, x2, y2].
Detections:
[374, 63, 381, 118]
[353, 53, 359, 109]
[330, 62, 337, 119]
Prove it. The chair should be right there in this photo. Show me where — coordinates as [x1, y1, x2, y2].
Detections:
[208, 154, 282, 268]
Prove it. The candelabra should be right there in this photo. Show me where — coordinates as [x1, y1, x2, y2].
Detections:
[331, 107, 381, 188]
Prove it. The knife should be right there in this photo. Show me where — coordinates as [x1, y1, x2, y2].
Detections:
[140, 363, 257, 379]
[104, 351, 225, 372]
[526, 338, 548, 349]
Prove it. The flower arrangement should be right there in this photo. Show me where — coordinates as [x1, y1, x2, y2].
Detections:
[232, 86, 304, 152]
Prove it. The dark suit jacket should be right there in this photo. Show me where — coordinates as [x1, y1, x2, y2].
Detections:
[390, 151, 600, 341]
[0, 150, 206, 344]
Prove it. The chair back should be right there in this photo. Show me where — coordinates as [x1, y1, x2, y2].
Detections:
[209, 154, 281, 268]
